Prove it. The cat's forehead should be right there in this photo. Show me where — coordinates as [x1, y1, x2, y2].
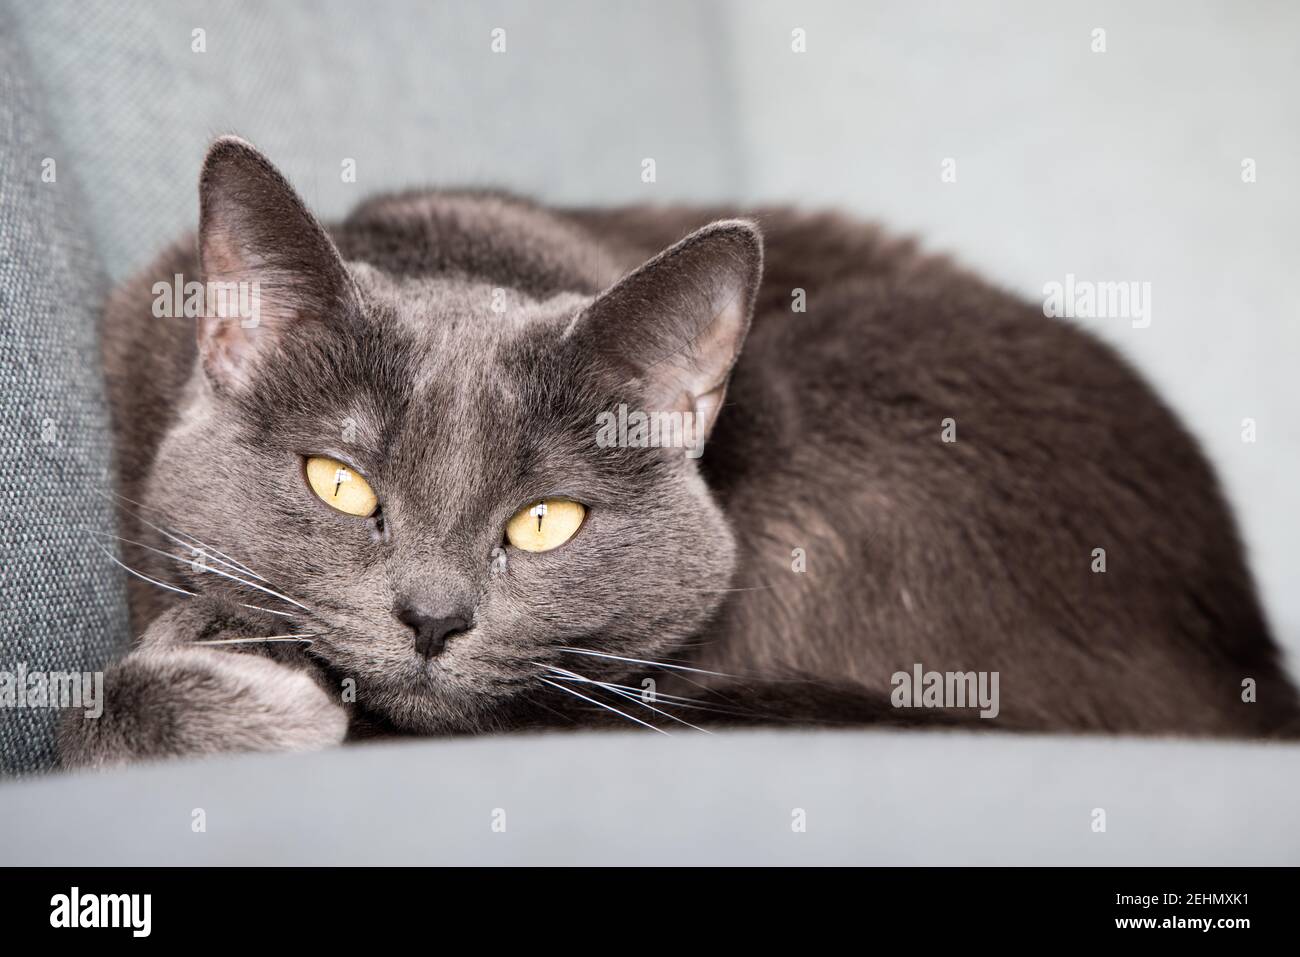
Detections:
[363, 269, 586, 336]
[324, 275, 601, 478]
[370, 276, 582, 401]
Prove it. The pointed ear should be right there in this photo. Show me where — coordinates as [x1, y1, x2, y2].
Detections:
[197, 136, 358, 390]
[569, 220, 763, 442]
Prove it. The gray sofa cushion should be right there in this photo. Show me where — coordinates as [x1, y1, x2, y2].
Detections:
[0, 728, 1296, 864]
[0, 11, 128, 775]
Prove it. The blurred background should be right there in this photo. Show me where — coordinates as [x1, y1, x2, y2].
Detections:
[6, 0, 1297, 671]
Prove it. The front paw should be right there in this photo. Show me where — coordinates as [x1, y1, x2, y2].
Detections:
[58, 647, 348, 769]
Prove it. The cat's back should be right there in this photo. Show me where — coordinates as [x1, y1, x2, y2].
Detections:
[575, 208, 1294, 735]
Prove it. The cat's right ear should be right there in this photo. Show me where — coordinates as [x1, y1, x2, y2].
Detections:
[196, 136, 359, 391]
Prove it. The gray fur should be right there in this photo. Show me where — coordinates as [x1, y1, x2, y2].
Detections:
[59, 604, 347, 768]
[61, 137, 1298, 767]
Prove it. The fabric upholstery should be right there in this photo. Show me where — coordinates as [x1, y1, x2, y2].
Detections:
[0, 10, 128, 775]
[0, 728, 1296, 864]
[10, 0, 743, 282]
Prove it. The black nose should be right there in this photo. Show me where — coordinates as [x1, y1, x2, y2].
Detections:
[397, 605, 471, 659]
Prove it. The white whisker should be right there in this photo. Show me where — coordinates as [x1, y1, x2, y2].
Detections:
[93, 531, 312, 612]
[546, 674, 738, 714]
[536, 663, 715, 705]
[238, 604, 297, 618]
[538, 677, 669, 734]
[597, 683, 711, 733]
[99, 488, 268, 581]
[556, 646, 740, 679]
[95, 544, 299, 623]
[127, 509, 268, 583]
[545, 667, 710, 733]
[170, 536, 264, 583]
[541, 667, 750, 719]
[95, 545, 196, 598]
[192, 635, 315, 646]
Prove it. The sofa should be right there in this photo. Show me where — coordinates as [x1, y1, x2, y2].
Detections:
[1, 0, 1296, 864]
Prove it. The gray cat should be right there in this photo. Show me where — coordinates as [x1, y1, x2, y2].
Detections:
[60, 137, 1298, 767]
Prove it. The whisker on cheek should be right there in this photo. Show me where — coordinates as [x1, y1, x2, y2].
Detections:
[94, 543, 196, 598]
[192, 635, 316, 646]
[555, 646, 743, 680]
[537, 677, 669, 734]
[541, 665, 710, 733]
[92, 540, 304, 625]
[539, 665, 759, 721]
[238, 603, 298, 618]
[90, 530, 314, 613]
[545, 674, 724, 709]
[98, 487, 270, 582]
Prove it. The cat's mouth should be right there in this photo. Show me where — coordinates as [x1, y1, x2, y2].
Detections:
[306, 622, 536, 721]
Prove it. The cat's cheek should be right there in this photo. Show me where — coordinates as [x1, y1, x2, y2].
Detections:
[475, 578, 625, 644]
[494, 543, 628, 610]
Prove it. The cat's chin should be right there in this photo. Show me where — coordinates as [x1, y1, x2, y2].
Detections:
[342, 662, 530, 735]
[367, 686, 522, 736]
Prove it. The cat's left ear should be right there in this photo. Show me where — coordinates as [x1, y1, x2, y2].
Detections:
[569, 220, 763, 441]
[197, 136, 360, 391]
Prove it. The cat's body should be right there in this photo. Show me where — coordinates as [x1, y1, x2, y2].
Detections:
[567, 206, 1297, 734]
[62, 139, 1296, 767]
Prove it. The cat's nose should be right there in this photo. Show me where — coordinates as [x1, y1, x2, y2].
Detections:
[396, 603, 471, 658]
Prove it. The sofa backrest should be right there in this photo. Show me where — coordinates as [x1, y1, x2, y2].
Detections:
[0, 13, 127, 775]
[12, 0, 743, 281]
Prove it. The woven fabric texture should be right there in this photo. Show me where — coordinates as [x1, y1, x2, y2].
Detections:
[0, 10, 129, 776]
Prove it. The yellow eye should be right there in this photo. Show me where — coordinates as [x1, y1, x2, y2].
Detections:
[304, 456, 378, 517]
[505, 498, 586, 552]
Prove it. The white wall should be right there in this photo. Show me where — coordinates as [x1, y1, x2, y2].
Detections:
[723, 0, 1300, 666]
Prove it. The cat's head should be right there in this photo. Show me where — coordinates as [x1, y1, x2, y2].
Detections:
[148, 137, 762, 732]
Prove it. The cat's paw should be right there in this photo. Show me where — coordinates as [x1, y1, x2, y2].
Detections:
[58, 647, 348, 769]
